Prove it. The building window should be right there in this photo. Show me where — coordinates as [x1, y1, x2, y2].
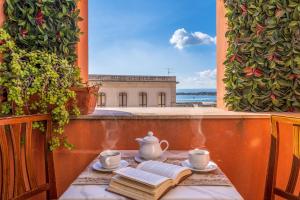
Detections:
[119, 92, 127, 107]
[97, 92, 106, 107]
[158, 92, 166, 107]
[139, 92, 147, 107]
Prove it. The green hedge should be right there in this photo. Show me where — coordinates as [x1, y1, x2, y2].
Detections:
[224, 0, 300, 112]
[4, 0, 81, 64]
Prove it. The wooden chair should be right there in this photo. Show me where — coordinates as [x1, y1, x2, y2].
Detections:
[0, 114, 57, 200]
[264, 115, 300, 200]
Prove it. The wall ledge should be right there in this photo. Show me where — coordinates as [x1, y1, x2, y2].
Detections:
[71, 107, 271, 120]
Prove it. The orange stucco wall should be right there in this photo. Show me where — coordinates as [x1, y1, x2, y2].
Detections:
[216, 0, 227, 109]
[0, 0, 4, 26]
[16, 116, 300, 200]
[77, 0, 89, 83]
[53, 117, 271, 200]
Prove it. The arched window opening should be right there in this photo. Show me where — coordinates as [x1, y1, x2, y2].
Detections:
[158, 92, 166, 107]
[119, 92, 127, 107]
[97, 92, 106, 107]
[139, 92, 147, 107]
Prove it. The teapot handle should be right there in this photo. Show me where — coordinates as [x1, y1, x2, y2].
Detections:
[160, 140, 169, 153]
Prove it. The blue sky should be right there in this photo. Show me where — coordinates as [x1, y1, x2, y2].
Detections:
[88, 0, 216, 89]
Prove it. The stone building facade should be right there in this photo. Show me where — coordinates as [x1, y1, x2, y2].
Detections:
[89, 74, 177, 107]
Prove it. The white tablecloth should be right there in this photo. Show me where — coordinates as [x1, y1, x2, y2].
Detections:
[59, 150, 244, 200]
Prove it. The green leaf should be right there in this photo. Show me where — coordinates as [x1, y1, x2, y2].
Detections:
[5, 0, 14, 10]
[224, 0, 300, 112]
[289, 21, 299, 27]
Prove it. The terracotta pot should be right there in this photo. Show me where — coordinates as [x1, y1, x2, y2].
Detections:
[70, 85, 99, 115]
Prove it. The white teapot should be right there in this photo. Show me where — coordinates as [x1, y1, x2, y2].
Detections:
[136, 131, 169, 160]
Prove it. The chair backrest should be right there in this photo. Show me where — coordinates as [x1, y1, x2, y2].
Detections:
[0, 114, 57, 200]
[264, 115, 300, 200]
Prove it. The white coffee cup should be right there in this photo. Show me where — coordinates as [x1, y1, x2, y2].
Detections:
[99, 150, 121, 169]
[188, 149, 210, 169]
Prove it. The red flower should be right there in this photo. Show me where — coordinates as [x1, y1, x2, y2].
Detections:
[244, 67, 263, 77]
[266, 53, 279, 62]
[288, 74, 300, 80]
[20, 28, 28, 37]
[240, 4, 247, 16]
[256, 23, 265, 36]
[235, 55, 242, 63]
[56, 32, 61, 40]
[35, 9, 44, 26]
[270, 93, 276, 100]
[253, 68, 263, 77]
[266, 54, 273, 61]
[244, 66, 254, 77]
[0, 40, 6, 45]
[229, 55, 236, 62]
[230, 54, 242, 63]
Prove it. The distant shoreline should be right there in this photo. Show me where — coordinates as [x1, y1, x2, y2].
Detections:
[176, 89, 216, 103]
[176, 101, 216, 107]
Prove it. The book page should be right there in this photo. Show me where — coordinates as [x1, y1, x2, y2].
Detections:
[137, 161, 188, 180]
[114, 167, 170, 187]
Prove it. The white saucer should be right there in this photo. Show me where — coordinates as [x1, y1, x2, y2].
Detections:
[181, 160, 218, 172]
[134, 154, 167, 163]
[92, 160, 129, 172]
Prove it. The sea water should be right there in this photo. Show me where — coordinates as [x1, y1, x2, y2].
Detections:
[176, 89, 216, 103]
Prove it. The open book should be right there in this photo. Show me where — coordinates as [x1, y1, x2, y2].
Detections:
[107, 160, 192, 200]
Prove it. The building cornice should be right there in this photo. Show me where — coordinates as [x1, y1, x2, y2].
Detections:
[89, 74, 177, 83]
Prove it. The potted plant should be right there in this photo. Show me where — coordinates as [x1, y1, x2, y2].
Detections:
[0, 29, 81, 150]
[70, 83, 100, 115]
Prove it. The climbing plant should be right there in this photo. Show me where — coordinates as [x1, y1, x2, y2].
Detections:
[224, 0, 300, 111]
[0, 28, 81, 150]
[4, 0, 81, 64]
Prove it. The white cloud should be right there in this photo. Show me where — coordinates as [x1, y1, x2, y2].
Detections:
[169, 28, 216, 49]
[178, 68, 216, 89]
[197, 68, 216, 79]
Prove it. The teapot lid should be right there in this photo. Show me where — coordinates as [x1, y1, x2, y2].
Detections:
[142, 131, 159, 143]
